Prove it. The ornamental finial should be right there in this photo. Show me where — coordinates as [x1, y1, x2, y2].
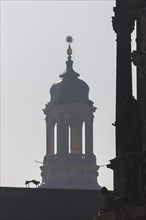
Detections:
[66, 35, 73, 56]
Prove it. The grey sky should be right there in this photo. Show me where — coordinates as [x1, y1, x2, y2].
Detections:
[1, 0, 120, 189]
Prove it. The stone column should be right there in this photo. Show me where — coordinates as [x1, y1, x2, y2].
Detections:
[46, 119, 55, 154]
[113, 12, 135, 155]
[70, 118, 83, 154]
[113, 14, 135, 110]
[85, 116, 93, 155]
[57, 114, 69, 154]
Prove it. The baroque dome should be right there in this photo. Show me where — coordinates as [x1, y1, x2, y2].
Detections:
[50, 56, 93, 106]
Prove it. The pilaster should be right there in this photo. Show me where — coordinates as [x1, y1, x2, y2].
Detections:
[112, 10, 137, 156]
[85, 116, 94, 154]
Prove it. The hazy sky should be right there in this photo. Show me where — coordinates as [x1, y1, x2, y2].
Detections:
[1, 0, 120, 190]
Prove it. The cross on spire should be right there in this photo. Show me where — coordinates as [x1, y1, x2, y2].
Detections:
[66, 35, 73, 56]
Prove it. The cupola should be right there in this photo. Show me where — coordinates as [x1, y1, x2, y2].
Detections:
[50, 36, 93, 106]
[40, 36, 100, 190]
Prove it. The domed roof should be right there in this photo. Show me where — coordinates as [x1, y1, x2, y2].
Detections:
[50, 37, 93, 106]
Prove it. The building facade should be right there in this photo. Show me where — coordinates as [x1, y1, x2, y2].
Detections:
[94, 0, 146, 219]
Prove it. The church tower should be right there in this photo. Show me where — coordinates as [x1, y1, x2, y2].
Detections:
[40, 36, 100, 189]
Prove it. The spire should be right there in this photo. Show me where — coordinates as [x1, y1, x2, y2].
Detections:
[66, 35, 73, 57]
[59, 36, 79, 78]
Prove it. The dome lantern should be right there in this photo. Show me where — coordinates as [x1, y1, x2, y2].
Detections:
[50, 36, 93, 106]
[40, 37, 100, 190]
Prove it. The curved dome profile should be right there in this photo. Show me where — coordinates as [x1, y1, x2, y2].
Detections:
[40, 36, 100, 190]
[50, 56, 93, 106]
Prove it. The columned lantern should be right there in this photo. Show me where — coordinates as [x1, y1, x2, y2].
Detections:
[40, 36, 100, 189]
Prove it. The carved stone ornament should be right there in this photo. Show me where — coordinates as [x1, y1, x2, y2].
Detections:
[112, 16, 135, 34]
[131, 50, 146, 71]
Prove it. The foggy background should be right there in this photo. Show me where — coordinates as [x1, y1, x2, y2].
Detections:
[1, 0, 136, 190]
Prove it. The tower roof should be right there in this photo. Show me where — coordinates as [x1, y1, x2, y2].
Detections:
[50, 36, 93, 106]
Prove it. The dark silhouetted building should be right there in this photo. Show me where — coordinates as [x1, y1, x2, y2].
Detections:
[94, 0, 146, 219]
[0, 187, 104, 220]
